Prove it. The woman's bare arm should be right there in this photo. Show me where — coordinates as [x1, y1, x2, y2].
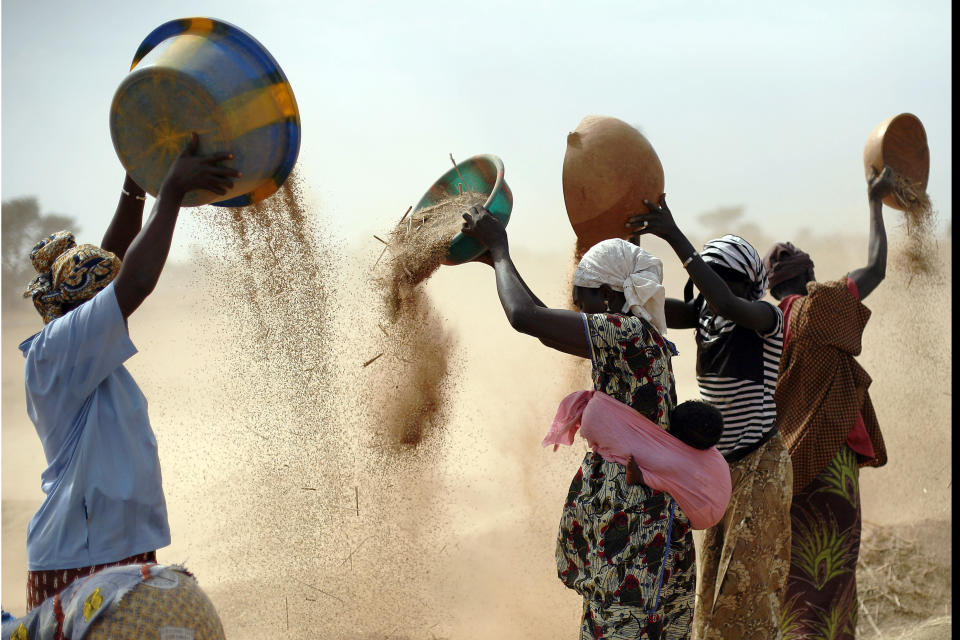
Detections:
[665, 297, 699, 329]
[461, 207, 591, 358]
[848, 167, 893, 300]
[113, 134, 239, 318]
[100, 174, 146, 260]
[628, 196, 777, 333]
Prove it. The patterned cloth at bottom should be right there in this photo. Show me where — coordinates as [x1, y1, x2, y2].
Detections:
[3, 564, 224, 640]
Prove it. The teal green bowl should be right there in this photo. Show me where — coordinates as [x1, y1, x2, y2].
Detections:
[412, 154, 512, 265]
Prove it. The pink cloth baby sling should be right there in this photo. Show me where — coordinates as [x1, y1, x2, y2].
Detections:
[543, 390, 732, 529]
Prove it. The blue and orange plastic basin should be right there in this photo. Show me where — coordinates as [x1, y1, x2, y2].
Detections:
[109, 17, 300, 207]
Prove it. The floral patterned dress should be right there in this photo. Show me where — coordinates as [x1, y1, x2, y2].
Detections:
[556, 313, 696, 640]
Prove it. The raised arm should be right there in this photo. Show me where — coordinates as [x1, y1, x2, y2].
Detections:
[625, 233, 698, 330]
[848, 166, 893, 300]
[664, 297, 699, 329]
[113, 133, 239, 318]
[627, 195, 777, 333]
[101, 174, 147, 259]
[472, 251, 548, 308]
[461, 207, 590, 358]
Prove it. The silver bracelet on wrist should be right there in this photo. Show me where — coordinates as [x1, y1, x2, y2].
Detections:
[681, 251, 699, 268]
[121, 188, 146, 201]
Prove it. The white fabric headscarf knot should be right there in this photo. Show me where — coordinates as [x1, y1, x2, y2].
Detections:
[573, 238, 667, 335]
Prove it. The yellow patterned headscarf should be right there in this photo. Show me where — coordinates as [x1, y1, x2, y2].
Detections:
[23, 231, 122, 324]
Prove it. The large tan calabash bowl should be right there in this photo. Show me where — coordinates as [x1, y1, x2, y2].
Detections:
[562, 115, 664, 253]
[863, 113, 929, 211]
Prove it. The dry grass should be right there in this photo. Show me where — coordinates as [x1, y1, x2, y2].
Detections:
[856, 520, 952, 639]
[377, 191, 487, 323]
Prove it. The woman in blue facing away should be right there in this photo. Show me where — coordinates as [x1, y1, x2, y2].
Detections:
[18, 134, 237, 610]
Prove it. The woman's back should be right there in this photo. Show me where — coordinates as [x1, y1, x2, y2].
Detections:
[693, 298, 783, 460]
[557, 311, 696, 638]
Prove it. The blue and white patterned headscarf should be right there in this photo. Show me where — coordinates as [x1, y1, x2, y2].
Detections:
[23, 231, 121, 324]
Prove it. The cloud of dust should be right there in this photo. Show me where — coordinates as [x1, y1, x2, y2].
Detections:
[365, 195, 474, 448]
[175, 179, 578, 638]
[362, 286, 458, 446]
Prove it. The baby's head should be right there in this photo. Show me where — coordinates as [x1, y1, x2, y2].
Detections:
[669, 400, 723, 450]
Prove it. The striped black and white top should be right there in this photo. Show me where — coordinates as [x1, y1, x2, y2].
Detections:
[694, 299, 784, 461]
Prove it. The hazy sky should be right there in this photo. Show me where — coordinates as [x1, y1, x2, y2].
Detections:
[1, 0, 952, 261]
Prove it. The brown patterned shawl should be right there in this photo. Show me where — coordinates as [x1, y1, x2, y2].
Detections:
[775, 278, 887, 494]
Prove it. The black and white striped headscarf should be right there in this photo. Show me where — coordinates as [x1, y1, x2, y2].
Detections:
[684, 234, 768, 337]
[700, 234, 768, 301]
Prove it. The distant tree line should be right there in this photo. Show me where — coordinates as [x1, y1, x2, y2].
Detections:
[2, 197, 79, 308]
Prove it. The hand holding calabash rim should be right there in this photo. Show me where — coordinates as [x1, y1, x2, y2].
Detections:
[867, 165, 895, 203]
[624, 193, 680, 244]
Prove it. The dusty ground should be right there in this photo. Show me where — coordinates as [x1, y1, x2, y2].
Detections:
[856, 520, 952, 639]
[1, 225, 951, 638]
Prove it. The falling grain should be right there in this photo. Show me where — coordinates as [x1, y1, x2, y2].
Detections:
[365, 186, 483, 448]
[890, 174, 937, 276]
[377, 191, 487, 323]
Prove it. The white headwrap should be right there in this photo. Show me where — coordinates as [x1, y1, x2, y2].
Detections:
[573, 238, 667, 335]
